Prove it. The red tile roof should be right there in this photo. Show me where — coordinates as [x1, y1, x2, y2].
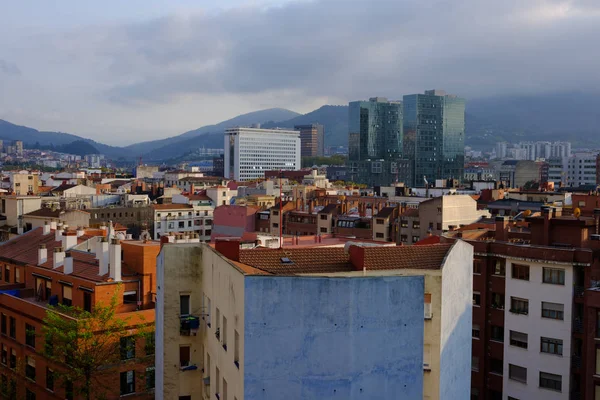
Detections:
[238, 247, 353, 275]
[355, 244, 452, 270]
[400, 208, 419, 217]
[414, 235, 441, 245]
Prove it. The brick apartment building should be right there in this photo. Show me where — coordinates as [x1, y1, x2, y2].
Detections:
[443, 205, 600, 399]
[0, 223, 159, 399]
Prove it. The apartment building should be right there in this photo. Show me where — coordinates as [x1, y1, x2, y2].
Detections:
[224, 127, 301, 181]
[398, 195, 488, 244]
[10, 172, 39, 195]
[23, 207, 90, 230]
[0, 225, 159, 399]
[295, 123, 324, 157]
[156, 239, 473, 400]
[568, 153, 597, 187]
[444, 207, 600, 399]
[0, 195, 42, 238]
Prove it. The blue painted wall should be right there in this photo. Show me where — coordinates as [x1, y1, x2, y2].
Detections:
[244, 276, 424, 400]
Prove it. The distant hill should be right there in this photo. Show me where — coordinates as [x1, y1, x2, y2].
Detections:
[124, 108, 301, 157]
[0, 119, 127, 159]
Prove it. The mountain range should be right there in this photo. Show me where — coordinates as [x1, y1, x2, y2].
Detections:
[1, 92, 599, 163]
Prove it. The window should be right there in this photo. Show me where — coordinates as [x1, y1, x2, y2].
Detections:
[472, 324, 480, 339]
[25, 323, 35, 348]
[15, 269, 20, 284]
[216, 367, 220, 396]
[62, 285, 72, 307]
[509, 331, 528, 349]
[400, 235, 407, 243]
[493, 259, 505, 276]
[473, 259, 482, 274]
[123, 291, 137, 304]
[320, 227, 327, 233]
[543, 268, 565, 285]
[412, 236, 420, 243]
[375, 232, 384, 238]
[120, 336, 135, 360]
[473, 292, 481, 306]
[512, 264, 529, 280]
[541, 337, 563, 355]
[490, 358, 503, 375]
[180, 294, 190, 316]
[472, 355, 479, 371]
[413, 221, 420, 229]
[222, 316, 228, 350]
[46, 368, 54, 391]
[437, 223, 442, 230]
[25, 389, 35, 400]
[510, 297, 529, 315]
[4, 265, 9, 282]
[539, 371, 562, 392]
[145, 366, 155, 390]
[1, 313, 5, 334]
[541, 302, 564, 320]
[83, 292, 92, 312]
[180, 345, 190, 367]
[145, 332, 155, 356]
[234, 330, 240, 368]
[120, 371, 135, 395]
[272, 223, 279, 228]
[424, 293, 432, 319]
[10, 349, 16, 369]
[509, 364, 527, 383]
[1, 345, 6, 365]
[25, 356, 36, 381]
[9, 316, 15, 339]
[400, 219, 408, 228]
[491, 325, 504, 342]
[320, 214, 327, 220]
[491, 292, 504, 309]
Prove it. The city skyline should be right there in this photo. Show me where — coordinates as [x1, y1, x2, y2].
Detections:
[2, 0, 599, 145]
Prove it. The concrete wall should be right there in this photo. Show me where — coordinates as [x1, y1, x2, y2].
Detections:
[503, 259, 572, 400]
[439, 240, 473, 400]
[243, 275, 425, 400]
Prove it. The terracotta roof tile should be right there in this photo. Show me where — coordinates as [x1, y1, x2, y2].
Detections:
[414, 235, 441, 245]
[357, 244, 452, 270]
[238, 247, 353, 275]
[400, 208, 419, 217]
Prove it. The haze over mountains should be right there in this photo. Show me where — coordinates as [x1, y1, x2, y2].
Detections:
[1, 92, 599, 162]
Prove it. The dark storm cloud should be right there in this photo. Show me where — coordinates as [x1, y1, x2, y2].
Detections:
[95, 0, 600, 103]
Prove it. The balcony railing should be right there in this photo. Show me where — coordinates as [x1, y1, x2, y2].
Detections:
[180, 316, 200, 336]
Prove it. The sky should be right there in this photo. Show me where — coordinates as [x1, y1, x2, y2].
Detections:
[1, 0, 599, 146]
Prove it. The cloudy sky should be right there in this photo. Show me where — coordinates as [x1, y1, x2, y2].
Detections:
[1, 0, 599, 145]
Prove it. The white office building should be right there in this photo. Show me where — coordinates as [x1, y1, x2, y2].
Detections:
[224, 127, 301, 181]
[567, 152, 597, 187]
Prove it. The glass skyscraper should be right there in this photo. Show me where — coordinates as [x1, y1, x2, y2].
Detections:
[348, 98, 412, 186]
[403, 90, 465, 187]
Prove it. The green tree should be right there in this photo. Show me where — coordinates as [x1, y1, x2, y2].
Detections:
[43, 286, 150, 400]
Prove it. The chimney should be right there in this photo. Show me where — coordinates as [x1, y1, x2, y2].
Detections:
[53, 247, 65, 269]
[495, 216, 509, 242]
[64, 252, 74, 274]
[126, 234, 133, 240]
[55, 226, 63, 242]
[215, 239, 240, 261]
[541, 206, 552, 245]
[109, 238, 122, 281]
[553, 207, 563, 218]
[50, 220, 57, 230]
[190, 183, 195, 195]
[309, 200, 314, 214]
[38, 244, 48, 265]
[99, 238, 109, 276]
[189, 233, 200, 243]
[348, 245, 366, 270]
[76, 227, 85, 237]
[62, 231, 78, 250]
[43, 221, 51, 235]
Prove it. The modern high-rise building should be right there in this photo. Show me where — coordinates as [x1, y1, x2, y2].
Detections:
[347, 97, 411, 186]
[403, 90, 466, 187]
[224, 127, 301, 181]
[295, 124, 324, 157]
[568, 152, 597, 187]
[14, 140, 23, 156]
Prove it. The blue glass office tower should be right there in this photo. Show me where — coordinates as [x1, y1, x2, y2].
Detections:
[403, 90, 465, 187]
[348, 98, 411, 186]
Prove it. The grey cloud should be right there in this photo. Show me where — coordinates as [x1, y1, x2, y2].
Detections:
[0, 59, 21, 76]
[59, 0, 600, 103]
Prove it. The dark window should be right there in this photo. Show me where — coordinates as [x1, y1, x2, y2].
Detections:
[511, 264, 529, 280]
[1, 345, 6, 365]
[9, 317, 15, 339]
[120, 336, 135, 360]
[375, 232, 384, 238]
[376, 219, 384, 225]
[123, 291, 137, 304]
[473, 292, 481, 306]
[320, 214, 327, 220]
[62, 285, 72, 307]
[412, 236, 420, 243]
[473, 259, 482, 274]
[491, 292, 505, 309]
[493, 259, 505, 276]
[46, 368, 54, 391]
[320, 227, 327, 233]
[180, 295, 190, 316]
[9, 349, 16, 369]
[400, 219, 408, 228]
[83, 292, 92, 313]
[509, 364, 527, 383]
[25, 323, 35, 348]
[180, 345, 190, 367]
[4, 266, 9, 282]
[65, 380, 74, 400]
[120, 371, 136, 395]
[490, 358, 503, 375]
[539, 372, 562, 392]
[541, 337, 563, 355]
[472, 324, 480, 339]
[25, 389, 35, 400]
[541, 302, 564, 320]
[491, 325, 504, 342]
[145, 332, 155, 356]
[1, 313, 6, 334]
[146, 366, 155, 390]
[25, 356, 36, 381]
[510, 297, 529, 315]
[543, 268, 565, 285]
[436, 223, 442, 230]
[413, 221, 420, 229]
[509, 331, 528, 349]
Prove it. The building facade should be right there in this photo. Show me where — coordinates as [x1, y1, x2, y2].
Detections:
[224, 127, 301, 181]
[568, 152, 597, 187]
[403, 90, 465, 186]
[295, 124, 324, 157]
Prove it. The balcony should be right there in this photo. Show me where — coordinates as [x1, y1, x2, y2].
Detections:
[573, 318, 583, 334]
[180, 316, 200, 336]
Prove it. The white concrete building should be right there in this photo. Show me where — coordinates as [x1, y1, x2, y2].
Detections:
[567, 152, 597, 187]
[503, 259, 573, 400]
[153, 199, 214, 242]
[224, 127, 301, 181]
